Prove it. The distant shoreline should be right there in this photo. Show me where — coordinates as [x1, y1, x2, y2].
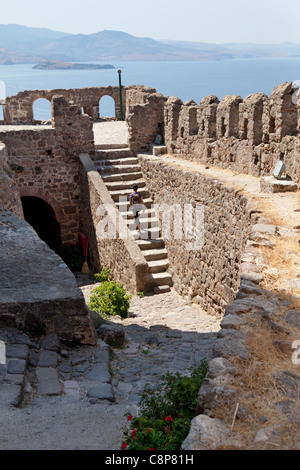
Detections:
[33, 61, 115, 70]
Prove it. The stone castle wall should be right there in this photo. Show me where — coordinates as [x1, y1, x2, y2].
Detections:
[0, 96, 94, 245]
[0, 142, 23, 217]
[163, 82, 300, 183]
[3, 86, 126, 124]
[0, 210, 95, 345]
[139, 155, 251, 317]
[126, 87, 166, 154]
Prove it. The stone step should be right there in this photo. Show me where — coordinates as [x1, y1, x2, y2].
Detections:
[129, 227, 161, 239]
[116, 198, 153, 210]
[101, 171, 143, 182]
[120, 208, 157, 220]
[142, 247, 168, 261]
[153, 285, 171, 294]
[110, 188, 150, 202]
[104, 178, 146, 191]
[148, 259, 169, 273]
[95, 144, 129, 151]
[136, 238, 165, 250]
[96, 164, 141, 175]
[95, 158, 139, 167]
[95, 148, 132, 159]
[126, 217, 159, 230]
[148, 272, 173, 287]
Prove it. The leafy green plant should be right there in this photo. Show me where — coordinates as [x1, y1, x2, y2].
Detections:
[121, 361, 208, 450]
[88, 281, 131, 319]
[59, 244, 84, 272]
[94, 267, 111, 283]
[137, 290, 145, 297]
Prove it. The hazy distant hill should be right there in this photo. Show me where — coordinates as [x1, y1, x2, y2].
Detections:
[1, 24, 300, 64]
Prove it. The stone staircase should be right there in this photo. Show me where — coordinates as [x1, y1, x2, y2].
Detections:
[93, 146, 172, 294]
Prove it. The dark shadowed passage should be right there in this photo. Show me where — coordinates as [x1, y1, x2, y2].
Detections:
[21, 196, 62, 253]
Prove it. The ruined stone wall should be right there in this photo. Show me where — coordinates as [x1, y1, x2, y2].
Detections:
[0, 210, 94, 345]
[139, 155, 251, 317]
[126, 88, 166, 154]
[0, 142, 23, 217]
[164, 82, 300, 183]
[80, 154, 149, 294]
[3, 86, 126, 124]
[0, 96, 95, 245]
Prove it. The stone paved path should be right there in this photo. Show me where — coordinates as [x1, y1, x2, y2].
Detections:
[81, 285, 221, 407]
[0, 282, 220, 450]
[112, 293, 220, 405]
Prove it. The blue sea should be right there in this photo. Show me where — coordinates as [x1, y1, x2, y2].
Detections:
[1, 58, 300, 120]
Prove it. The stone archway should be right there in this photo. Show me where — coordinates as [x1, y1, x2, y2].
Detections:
[99, 95, 116, 121]
[32, 97, 52, 123]
[21, 196, 62, 254]
[19, 187, 65, 223]
[19, 187, 66, 254]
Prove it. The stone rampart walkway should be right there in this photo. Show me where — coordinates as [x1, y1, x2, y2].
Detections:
[82, 286, 220, 406]
[0, 284, 220, 450]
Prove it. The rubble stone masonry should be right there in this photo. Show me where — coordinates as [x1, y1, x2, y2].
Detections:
[163, 82, 300, 183]
[0, 95, 94, 245]
[139, 155, 251, 317]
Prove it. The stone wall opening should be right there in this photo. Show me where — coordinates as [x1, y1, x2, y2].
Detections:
[241, 118, 249, 139]
[269, 115, 275, 135]
[221, 117, 226, 137]
[99, 95, 116, 120]
[21, 196, 62, 254]
[32, 97, 52, 123]
[0, 104, 3, 121]
[189, 108, 199, 136]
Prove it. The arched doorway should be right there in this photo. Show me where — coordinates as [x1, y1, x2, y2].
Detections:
[21, 196, 62, 253]
[32, 97, 52, 123]
[99, 95, 116, 120]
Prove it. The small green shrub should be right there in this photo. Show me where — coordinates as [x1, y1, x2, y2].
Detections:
[94, 267, 111, 283]
[121, 361, 208, 450]
[137, 290, 145, 297]
[88, 281, 131, 319]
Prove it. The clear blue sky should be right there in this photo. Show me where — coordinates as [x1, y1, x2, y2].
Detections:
[2, 0, 300, 44]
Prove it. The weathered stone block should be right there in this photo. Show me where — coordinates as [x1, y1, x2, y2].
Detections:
[260, 176, 298, 193]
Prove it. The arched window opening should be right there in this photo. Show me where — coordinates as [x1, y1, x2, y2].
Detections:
[32, 98, 52, 123]
[99, 95, 116, 121]
[21, 196, 61, 254]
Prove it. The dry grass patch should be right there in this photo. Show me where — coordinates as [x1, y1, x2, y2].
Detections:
[227, 322, 299, 449]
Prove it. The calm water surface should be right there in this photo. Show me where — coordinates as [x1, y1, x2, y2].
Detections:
[0, 58, 300, 119]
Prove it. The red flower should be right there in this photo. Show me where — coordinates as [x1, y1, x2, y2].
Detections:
[121, 442, 128, 450]
[149, 448, 155, 450]
[127, 415, 133, 421]
[165, 416, 173, 423]
[131, 430, 136, 438]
